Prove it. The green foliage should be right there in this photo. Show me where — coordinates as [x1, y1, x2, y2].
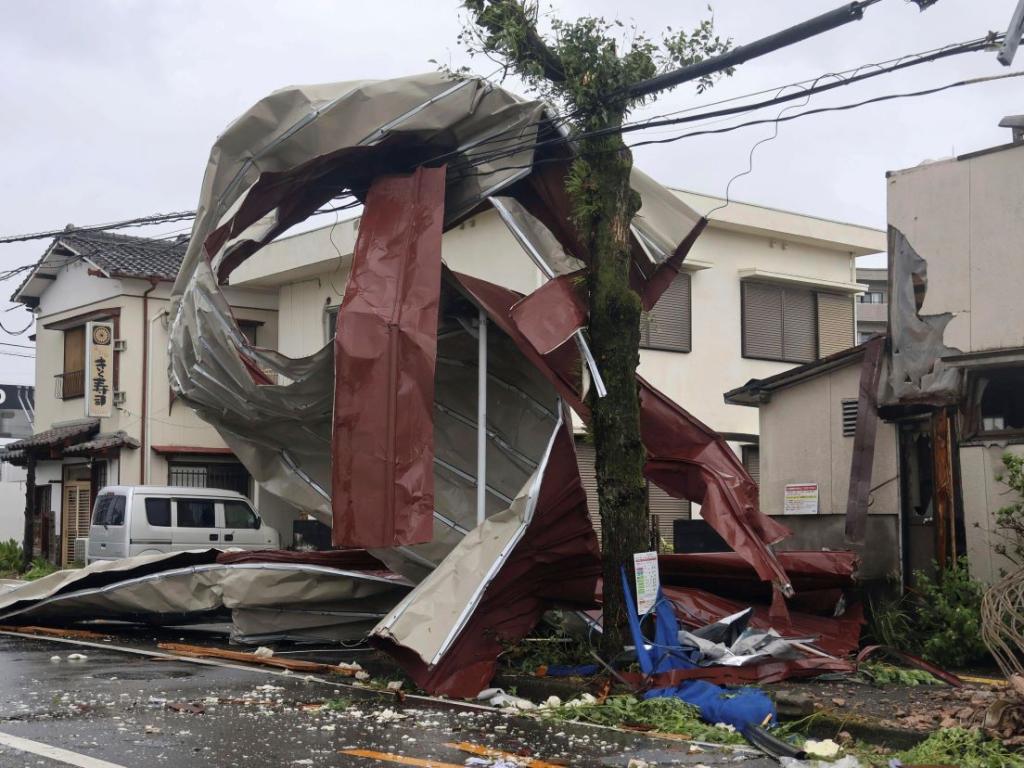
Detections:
[865, 591, 913, 649]
[857, 661, 939, 687]
[456, 1, 731, 124]
[863, 560, 990, 668]
[910, 557, 989, 668]
[543, 694, 746, 745]
[23, 557, 57, 581]
[0, 539, 22, 574]
[882, 727, 1024, 768]
[994, 452, 1024, 569]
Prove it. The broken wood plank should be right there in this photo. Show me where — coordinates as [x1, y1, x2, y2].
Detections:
[156, 642, 358, 676]
[0, 625, 112, 641]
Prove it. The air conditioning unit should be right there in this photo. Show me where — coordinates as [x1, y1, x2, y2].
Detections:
[74, 537, 88, 565]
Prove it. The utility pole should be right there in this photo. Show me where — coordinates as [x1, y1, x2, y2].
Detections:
[627, 1, 882, 99]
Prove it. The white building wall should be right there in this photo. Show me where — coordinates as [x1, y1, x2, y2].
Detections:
[244, 194, 880, 440]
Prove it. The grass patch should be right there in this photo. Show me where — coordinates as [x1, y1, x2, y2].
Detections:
[542, 695, 747, 745]
[860, 727, 1024, 768]
[856, 661, 940, 687]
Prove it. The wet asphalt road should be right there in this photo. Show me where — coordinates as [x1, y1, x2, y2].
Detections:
[0, 634, 776, 767]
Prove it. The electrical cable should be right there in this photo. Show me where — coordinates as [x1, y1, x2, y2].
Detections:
[0, 32, 1009, 258]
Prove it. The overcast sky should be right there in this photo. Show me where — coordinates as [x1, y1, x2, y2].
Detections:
[1, 0, 1020, 383]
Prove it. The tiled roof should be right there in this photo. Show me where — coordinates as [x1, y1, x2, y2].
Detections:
[1, 418, 99, 453]
[12, 228, 189, 302]
[57, 230, 189, 281]
[62, 431, 140, 455]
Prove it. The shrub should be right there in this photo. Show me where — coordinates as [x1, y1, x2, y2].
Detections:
[909, 557, 989, 668]
[23, 557, 58, 581]
[994, 452, 1024, 572]
[0, 539, 23, 574]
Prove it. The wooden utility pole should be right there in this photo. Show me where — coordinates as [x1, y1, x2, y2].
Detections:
[22, 454, 35, 572]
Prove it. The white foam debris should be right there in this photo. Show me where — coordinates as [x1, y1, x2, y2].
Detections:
[67, 653, 87, 662]
[253, 646, 274, 658]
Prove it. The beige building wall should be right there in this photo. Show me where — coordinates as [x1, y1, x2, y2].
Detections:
[758, 363, 899, 518]
[887, 143, 1024, 355]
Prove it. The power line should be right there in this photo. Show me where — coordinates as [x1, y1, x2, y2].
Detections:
[0, 341, 34, 350]
[0, 31, 1009, 257]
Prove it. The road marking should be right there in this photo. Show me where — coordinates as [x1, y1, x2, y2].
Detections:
[446, 741, 566, 767]
[0, 731, 128, 768]
[339, 748, 464, 767]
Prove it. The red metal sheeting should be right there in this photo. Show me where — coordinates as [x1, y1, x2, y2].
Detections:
[371, 418, 602, 698]
[510, 272, 587, 355]
[659, 551, 857, 604]
[663, 585, 864, 658]
[451, 271, 793, 594]
[331, 167, 446, 548]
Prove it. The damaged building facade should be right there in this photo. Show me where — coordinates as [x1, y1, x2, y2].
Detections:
[727, 117, 1024, 586]
[229, 181, 882, 547]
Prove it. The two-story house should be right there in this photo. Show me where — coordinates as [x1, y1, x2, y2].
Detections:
[229, 187, 885, 547]
[0, 229, 281, 565]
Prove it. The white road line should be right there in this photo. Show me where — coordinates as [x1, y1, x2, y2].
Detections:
[0, 731, 128, 768]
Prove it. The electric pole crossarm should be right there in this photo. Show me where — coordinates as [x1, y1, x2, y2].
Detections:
[998, 0, 1024, 65]
[628, 1, 878, 100]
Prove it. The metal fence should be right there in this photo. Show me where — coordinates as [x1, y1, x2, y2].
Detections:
[168, 462, 251, 497]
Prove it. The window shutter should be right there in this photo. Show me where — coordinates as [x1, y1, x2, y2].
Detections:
[742, 445, 760, 485]
[782, 287, 816, 363]
[817, 293, 855, 357]
[742, 282, 784, 359]
[64, 326, 85, 374]
[647, 482, 690, 550]
[575, 442, 601, 542]
[842, 399, 859, 437]
[644, 271, 691, 352]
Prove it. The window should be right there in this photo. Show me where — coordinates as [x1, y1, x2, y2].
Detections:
[741, 445, 760, 485]
[92, 494, 125, 526]
[176, 498, 216, 528]
[842, 399, 859, 437]
[966, 367, 1024, 438]
[145, 498, 171, 527]
[238, 321, 260, 346]
[576, 441, 690, 548]
[59, 326, 86, 399]
[858, 291, 886, 304]
[641, 271, 691, 353]
[224, 500, 259, 529]
[742, 281, 854, 363]
[169, 461, 251, 497]
[325, 305, 340, 343]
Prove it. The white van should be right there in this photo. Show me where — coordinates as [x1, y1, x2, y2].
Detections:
[86, 485, 280, 564]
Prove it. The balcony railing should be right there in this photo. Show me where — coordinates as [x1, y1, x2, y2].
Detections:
[55, 370, 85, 400]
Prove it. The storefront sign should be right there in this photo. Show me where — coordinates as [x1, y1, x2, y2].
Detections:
[633, 550, 660, 615]
[86, 321, 114, 418]
[784, 483, 819, 515]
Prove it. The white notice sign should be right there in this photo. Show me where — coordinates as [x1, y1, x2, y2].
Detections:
[633, 550, 660, 615]
[784, 483, 819, 515]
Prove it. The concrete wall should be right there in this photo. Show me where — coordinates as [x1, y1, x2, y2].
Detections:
[0, 440, 25, 543]
[959, 443, 1023, 584]
[887, 143, 1024, 355]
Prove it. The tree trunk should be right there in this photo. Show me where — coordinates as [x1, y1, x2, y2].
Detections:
[575, 131, 649, 655]
[22, 455, 36, 573]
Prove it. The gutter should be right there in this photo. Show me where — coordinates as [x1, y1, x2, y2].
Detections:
[140, 279, 159, 484]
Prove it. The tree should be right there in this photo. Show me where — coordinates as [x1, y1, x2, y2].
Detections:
[456, 1, 731, 653]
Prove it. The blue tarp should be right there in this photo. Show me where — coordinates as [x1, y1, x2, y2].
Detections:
[622, 569, 776, 733]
